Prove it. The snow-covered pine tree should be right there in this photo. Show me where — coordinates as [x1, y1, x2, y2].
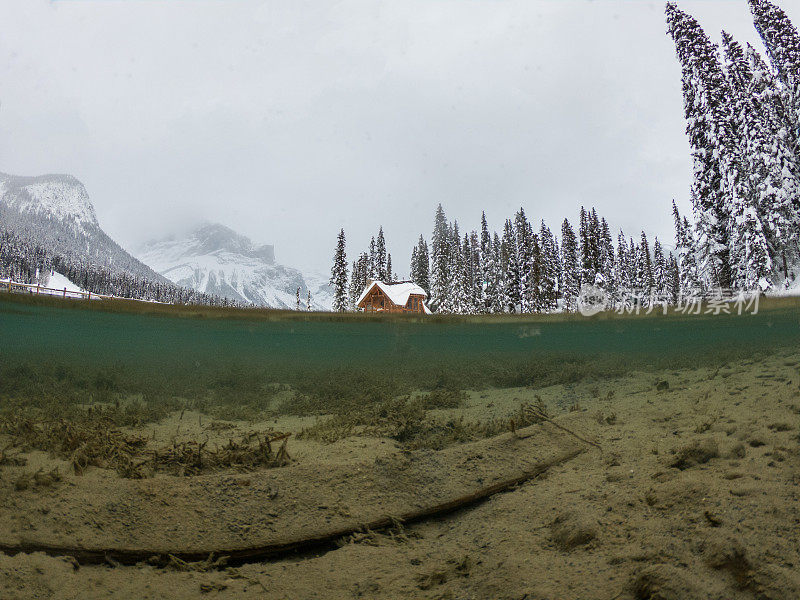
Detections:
[368, 237, 377, 280]
[469, 230, 482, 313]
[560, 219, 580, 311]
[307, 290, 312, 311]
[514, 209, 534, 312]
[552, 229, 562, 304]
[529, 231, 544, 312]
[480, 212, 492, 312]
[430, 204, 450, 311]
[589, 209, 602, 278]
[296, 287, 301, 311]
[442, 222, 466, 314]
[539, 221, 559, 311]
[628, 237, 640, 293]
[578, 207, 594, 286]
[672, 200, 703, 297]
[747, 44, 800, 277]
[748, 0, 800, 93]
[599, 218, 615, 294]
[666, 3, 739, 290]
[330, 228, 349, 312]
[721, 32, 779, 289]
[616, 230, 630, 304]
[410, 245, 418, 283]
[414, 236, 431, 294]
[501, 219, 520, 313]
[386, 253, 392, 282]
[653, 239, 666, 299]
[639, 232, 654, 301]
[667, 254, 681, 304]
[376, 227, 387, 281]
[490, 232, 506, 313]
[349, 258, 360, 308]
[462, 233, 475, 313]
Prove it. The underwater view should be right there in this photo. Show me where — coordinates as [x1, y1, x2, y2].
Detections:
[2, 294, 800, 598]
[4, 0, 800, 597]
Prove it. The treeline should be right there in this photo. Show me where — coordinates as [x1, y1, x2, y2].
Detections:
[328, 0, 800, 314]
[666, 0, 800, 291]
[0, 230, 238, 307]
[329, 205, 679, 314]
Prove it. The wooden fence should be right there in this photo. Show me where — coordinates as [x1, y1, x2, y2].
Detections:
[0, 280, 110, 301]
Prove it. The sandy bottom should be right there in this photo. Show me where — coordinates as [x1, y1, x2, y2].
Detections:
[2, 350, 800, 599]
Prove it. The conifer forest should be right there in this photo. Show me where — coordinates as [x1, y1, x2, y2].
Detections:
[331, 0, 800, 314]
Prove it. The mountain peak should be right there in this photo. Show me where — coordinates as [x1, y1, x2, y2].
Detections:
[189, 222, 275, 263]
[137, 223, 333, 309]
[0, 171, 98, 231]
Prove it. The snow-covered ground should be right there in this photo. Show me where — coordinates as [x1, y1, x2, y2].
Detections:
[45, 271, 86, 294]
[1, 271, 98, 300]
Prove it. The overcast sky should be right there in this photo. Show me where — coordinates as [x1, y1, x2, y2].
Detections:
[0, 0, 787, 274]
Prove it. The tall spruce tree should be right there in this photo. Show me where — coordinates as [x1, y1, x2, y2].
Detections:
[672, 201, 703, 296]
[639, 232, 654, 298]
[501, 219, 520, 312]
[330, 229, 349, 312]
[722, 32, 780, 288]
[616, 230, 631, 294]
[666, 3, 739, 289]
[578, 207, 594, 285]
[561, 219, 580, 311]
[490, 232, 506, 312]
[410, 245, 418, 283]
[514, 209, 534, 312]
[749, 0, 800, 92]
[599, 218, 615, 294]
[480, 212, 492, 312]
[653, 239, 666, 299]
[442, 222, 466, 314]
[376, 227, 387, 280]
[430, 204, 450, 311]
[368, 237, 377, 280]
[529, 231, 544, 312]
[413, 236, 431, 294]
[539, 221, 559, 311]
[348, 258, 360, 308]
[469, 230, 482, 312]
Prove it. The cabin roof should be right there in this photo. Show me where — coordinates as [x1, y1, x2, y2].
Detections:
[356, 280, 429, 310]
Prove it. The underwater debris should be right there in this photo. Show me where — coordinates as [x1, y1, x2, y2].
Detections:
[0, 413, 290, 478]
[150, 432, 291, 477]
[512, 399, 602, 452]
[669, 438, 719, 470]
[0, 443, 26, 466]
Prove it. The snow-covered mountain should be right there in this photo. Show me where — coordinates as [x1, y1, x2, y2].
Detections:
[0, 172, 98, 232]
[137, 223, 334, 310]
[0, 172, 169, 283]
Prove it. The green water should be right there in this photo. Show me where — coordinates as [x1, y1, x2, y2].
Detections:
[1, 294, 800, 405]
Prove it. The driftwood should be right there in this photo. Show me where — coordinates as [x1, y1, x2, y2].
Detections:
[0, 447, 584, 567]
[512, 404, 602, 452]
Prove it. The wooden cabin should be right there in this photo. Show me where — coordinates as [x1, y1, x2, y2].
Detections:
[356, 280, 430, 314]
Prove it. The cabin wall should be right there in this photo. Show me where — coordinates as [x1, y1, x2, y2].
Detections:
[358, 287, 426, 314]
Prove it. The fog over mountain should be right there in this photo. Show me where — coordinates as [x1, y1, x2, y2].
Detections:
[1, 170, 335, 309]
[0, 171, 169, 283]
[137, 223, 334, 310]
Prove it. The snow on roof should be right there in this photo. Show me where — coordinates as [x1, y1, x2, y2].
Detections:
[356, 280, 428, 308]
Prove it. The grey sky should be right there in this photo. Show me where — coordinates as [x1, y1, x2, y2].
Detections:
[0, 0, 785, 274]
